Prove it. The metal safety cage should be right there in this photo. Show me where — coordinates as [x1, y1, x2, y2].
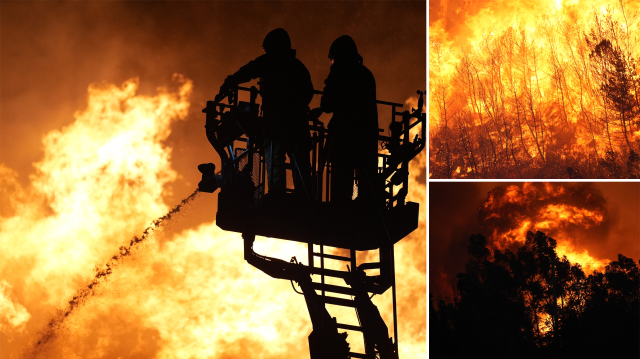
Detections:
[200, 85, 425, 359]
[202, 85, 425, 211]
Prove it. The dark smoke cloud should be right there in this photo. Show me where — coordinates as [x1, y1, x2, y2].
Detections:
[429, 182, 640, 301]
[428, 182, 487, 301]
[594, 183, 640, 261]
[479, 183, 613, 253]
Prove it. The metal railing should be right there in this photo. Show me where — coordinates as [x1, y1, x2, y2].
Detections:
[208, 85, 425, 211]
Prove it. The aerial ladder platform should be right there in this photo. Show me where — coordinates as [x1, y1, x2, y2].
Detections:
[198, 85, 424, 359]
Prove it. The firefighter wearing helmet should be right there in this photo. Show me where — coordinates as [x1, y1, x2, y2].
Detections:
[217, 28, 314, 196]
[311, 35, 380, 205]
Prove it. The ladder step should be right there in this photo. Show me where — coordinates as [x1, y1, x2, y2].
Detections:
[309, 266, 350, 279]
[348, 352, 368, 359]
[336, 323, 363, 332]
[358, 262, 381, 270]
[311, 282, 355, 296]
[313, 252, 351, 261]
[321, 296, 357, 308]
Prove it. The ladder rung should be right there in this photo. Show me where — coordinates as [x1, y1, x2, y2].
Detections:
[309, 267, 350, 279]
[311, 282, 355, 296]
[336, 323, 363, 332]
[321, 296, 357, 308]
[348, 352, 368, 359]
[313, 252, 351, 261]
[358, 262, 381, 270]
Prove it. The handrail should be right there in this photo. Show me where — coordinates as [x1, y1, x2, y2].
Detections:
[206, 85, 424, 211]
[312, 89, 403, 107]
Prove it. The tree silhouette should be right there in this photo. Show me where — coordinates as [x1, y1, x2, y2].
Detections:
[430, 231, 640, 358]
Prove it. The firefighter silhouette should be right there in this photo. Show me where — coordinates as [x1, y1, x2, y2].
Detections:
[311, 35, 380, 204]
[217, 28, 314, 196]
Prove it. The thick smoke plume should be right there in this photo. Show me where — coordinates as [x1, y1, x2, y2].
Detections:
[429, 182, 639, 303]
[480, 183, 613, 273]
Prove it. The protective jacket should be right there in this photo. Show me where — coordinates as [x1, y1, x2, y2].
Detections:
[225, 49, 314, 135]
[320, 59, 379, 203]
[320, 60, 378, 158]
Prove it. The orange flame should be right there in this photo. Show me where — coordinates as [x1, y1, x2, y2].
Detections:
[429, 0, 640, 178]
[480, 183, 610, 273]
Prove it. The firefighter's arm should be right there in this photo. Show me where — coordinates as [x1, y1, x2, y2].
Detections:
[310, 67, 338, 119]
[319, 72, 336, 114]
[217, 56, 266, 100]
[320, 64, 344, 113]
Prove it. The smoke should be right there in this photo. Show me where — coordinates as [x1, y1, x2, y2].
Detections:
[479, 183, 615, 272]
[0, 281, 30, 332]
[480, 183, 609, 245]
[428, 182, 486, 301]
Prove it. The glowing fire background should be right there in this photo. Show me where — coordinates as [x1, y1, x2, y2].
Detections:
[429, 182, 640, 303]
[0, 2, 425, 358]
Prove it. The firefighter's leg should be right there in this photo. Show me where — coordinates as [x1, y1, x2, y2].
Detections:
[290, 133, 312, 198]
[264, 137, 286, 194]
[355, 150, 381, 206]
[330, 157, 355, 203]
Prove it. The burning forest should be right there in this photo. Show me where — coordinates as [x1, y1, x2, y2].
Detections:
[429, 182, 640, 357]
[429, 0, 640, 178]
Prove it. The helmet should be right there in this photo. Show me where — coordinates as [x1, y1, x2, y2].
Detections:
[262, 28, 291, 54]
[328, 35, 362, 63]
